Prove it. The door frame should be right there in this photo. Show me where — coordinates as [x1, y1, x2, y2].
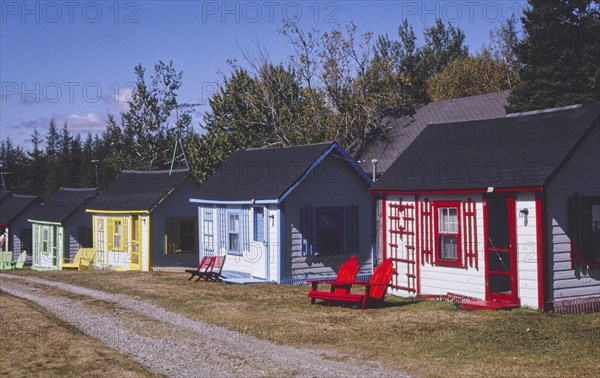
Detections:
[52, 226, 60, 269]
[483, 193, 519, 304]
[130, 215, 142, 271]
[250, 206, 268, 280]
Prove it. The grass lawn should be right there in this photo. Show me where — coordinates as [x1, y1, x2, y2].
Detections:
[6, 269, 600, 377]
[0, 290, 155, 377]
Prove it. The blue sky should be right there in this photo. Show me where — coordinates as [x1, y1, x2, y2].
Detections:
[1, 1, 527, 149]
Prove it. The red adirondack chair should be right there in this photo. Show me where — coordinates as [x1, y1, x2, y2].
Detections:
[307, 256, 360, 304]
[197, 255, 226, 282]
[308, 258, 396, 310]
[185, 256, 213, 281]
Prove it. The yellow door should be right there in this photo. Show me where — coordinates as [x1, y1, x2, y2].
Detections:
[130, 215, 141, 271]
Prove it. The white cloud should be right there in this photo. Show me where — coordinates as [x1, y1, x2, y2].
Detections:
[5, 111, 109, 149]
[102, 87, 132, 114]
[59, 113, 107, 132]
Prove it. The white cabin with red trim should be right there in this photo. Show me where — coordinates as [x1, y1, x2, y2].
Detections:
[371, 103, 600, 312]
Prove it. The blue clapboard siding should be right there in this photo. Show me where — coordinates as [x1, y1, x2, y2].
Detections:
[10, 219, 31, 261]
[282, 153, 373, 280]
[546, 125, 600, 303]
[63, 207, 94, 262]
[149, 179, 201, 268]
[9, 202, 40, 263]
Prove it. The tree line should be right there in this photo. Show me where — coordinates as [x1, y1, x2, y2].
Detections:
[2, 0, 599, 197]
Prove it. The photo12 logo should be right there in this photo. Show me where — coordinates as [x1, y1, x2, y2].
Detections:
[1, 81, 135, 104]
[1, 2, 140, 23]
[201, 1, 339, 24]
[400, 1, 525, 23]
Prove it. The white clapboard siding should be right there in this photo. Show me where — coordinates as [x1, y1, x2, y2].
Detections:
[515, 192, 540, 308]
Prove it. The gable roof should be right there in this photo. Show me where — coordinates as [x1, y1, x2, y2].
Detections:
[86, 169, 195, 212]
[29, 188, 97, 223]
[0, 194, 41, 224]
[371, 102, 600, 192]
[190, 142, 372, 204]
[0, 191, 10, 203]
[356, 91, 509, 175]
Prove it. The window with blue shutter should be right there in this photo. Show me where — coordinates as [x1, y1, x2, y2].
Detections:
[253, 207, 264, 242]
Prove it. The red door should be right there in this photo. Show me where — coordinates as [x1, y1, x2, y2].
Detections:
[484, 193, 519, 304]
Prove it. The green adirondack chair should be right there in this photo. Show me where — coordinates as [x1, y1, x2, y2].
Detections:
[0, 251, 14, 270]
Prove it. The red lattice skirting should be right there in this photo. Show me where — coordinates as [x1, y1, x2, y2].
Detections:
[417, 292, 479, 303]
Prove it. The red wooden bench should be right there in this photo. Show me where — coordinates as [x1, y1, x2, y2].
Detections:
[308, 258, 396, 311]
[307, 256, 360, 304]
[185, 256, 213, 281]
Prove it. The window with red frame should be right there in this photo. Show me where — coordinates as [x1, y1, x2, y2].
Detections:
[435, 203, 462, 267]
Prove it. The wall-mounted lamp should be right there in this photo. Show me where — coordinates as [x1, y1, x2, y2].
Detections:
[269, 214, 275, 226]
[371, 159, 378, 182]
[519, 208, 529, 226]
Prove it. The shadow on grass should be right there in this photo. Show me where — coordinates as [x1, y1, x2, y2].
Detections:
[311, 297, 422, 310]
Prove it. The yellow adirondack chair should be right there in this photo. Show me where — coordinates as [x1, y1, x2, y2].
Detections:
[62, 248, 96, 270]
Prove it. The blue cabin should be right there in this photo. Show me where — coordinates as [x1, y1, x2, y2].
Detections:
[190, 142, 375, 284]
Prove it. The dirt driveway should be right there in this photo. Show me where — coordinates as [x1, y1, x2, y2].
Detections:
[0, 274, 408, 377]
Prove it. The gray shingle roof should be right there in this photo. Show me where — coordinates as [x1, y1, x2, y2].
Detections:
[29, 188, 97, 223]
[86, 169, 195, 211]
[192, 142, 370, 202]
[0, 194, 41, 224]
[0, 191, 10, 203]
[356, 91, 509, 175]
[371, 102, 600, 192]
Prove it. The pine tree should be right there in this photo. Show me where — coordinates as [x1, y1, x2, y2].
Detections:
[42, 119, 61, 196]
[58, 122, 73, 186]
[25, 128, 45, 194]
[70, 134, 83, 187]
[45, 119, 59, 159]
[507, 0, 600, 112]
[80, 133, 96, 188]
[0, 138, 28, 191]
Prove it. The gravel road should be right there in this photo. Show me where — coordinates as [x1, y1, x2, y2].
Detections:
[0, 274, 408, 377]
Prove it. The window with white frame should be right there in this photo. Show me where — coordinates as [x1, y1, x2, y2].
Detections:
[436, 205, 461, 266]
[203, 208, 215, 255]
[113, 220, 122, 250]
[227, 212, 240, 254]
[42, 228, 50, 255]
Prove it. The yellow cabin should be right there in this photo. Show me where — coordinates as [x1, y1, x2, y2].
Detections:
[86, 169, 200, 271]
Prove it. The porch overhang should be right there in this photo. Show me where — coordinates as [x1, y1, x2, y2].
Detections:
[85, 209, 150, 214]
[27, 219, 62, 226]
[189, 198, 278, 205]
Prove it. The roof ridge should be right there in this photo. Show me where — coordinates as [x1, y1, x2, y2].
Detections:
[422, 90, 509, 107]
[8, 194, 38, 198]
[121, 169, 190, 174]
[58, 187, 97, 191]
[427, 103, 588, 127]
[244, 142, 333, 151]
[506, 103, 583, 118]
